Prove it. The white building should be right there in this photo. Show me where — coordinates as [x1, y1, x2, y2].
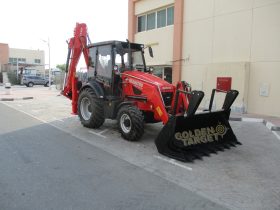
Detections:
[9, 48, 45, 76]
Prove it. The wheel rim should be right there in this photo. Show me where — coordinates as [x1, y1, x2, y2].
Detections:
[80, 97, 92, 120]
[120, 113, 131, 134]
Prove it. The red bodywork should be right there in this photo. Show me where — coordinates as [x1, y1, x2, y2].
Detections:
[121, 71, 190, 124]
[63, 23, 191, 124]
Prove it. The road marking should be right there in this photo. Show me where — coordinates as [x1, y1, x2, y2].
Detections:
[49, 117, 64, 122]
[98, 129, 109, 134]
[262, 121, 280, 141]
[31, 109, 44, 113]
[88, 130, 107, 138]
[272, 131, 280, 141]
[60, 115, 78, 121]
[154, 155, 193, 171]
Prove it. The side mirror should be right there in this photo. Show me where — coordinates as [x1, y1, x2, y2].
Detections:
[148, 46, 154, 58]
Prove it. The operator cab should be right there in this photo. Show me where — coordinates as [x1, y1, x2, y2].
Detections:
[114, 41, 147, 72]
[87, 40, 149, 96]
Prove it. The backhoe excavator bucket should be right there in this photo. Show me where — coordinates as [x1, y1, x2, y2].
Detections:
[155, 89, 241, 162]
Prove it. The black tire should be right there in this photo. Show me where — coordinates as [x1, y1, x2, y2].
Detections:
[28, 82, 34, 87]
[44, 82, 49, 87]
[117, 105, 144, 141]
[78, 88, 105, 128]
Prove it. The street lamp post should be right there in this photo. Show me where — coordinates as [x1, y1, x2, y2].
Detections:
[42, 38, 51, 88]
[48, 38, 51, 88]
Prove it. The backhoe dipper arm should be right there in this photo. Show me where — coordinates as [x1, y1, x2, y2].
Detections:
[62, 23, 89, 114]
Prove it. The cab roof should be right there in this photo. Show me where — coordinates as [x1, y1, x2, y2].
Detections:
[87, 40, 144, 50]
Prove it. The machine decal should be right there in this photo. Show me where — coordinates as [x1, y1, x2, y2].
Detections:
[129, 78, 143, 89]
[162, 86, 172, 90]
[174, 123, 229, 146]
[156, 106, 163, 117]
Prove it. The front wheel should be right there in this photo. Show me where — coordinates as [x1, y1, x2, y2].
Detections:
[78, 88, 105, 128]
[117, 105, 144, 141]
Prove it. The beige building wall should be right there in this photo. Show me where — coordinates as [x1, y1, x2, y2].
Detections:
[135, 27, 174, 66]
[9, 48, 45, 74]
[182, 0, 280, 116]
[135, 0, 174, 15]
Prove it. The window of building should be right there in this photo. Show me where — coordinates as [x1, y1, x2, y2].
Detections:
[34, 59, 41, 64]
[167, 7, 174, 25]
[9, 57, 27, 64]
[18, 58, 26, 63]
[137, 6, 174, 32]
[9, 57, 25, 65]
[157, 9, 166, 28]
[138, 15, 146, 32]
[147, 12, 156, 30]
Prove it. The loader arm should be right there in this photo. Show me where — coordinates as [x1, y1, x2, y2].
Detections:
[62, 23, 90, 114]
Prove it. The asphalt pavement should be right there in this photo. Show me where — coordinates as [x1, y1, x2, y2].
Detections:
[0, 103, 227, 210]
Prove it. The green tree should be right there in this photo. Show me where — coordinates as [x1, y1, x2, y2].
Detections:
[56, 64, 66, 72]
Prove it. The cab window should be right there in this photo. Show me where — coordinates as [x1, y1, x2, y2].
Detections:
[96, 45, 112, 79]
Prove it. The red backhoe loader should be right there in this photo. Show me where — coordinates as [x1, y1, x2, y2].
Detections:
[62, 23, 241, 162]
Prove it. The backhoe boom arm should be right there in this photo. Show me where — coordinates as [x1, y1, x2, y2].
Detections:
[62, 23, 89, 114]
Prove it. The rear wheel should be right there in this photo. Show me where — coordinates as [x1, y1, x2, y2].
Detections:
[78, 88, 105, 128]
[117, 105, 144, 141]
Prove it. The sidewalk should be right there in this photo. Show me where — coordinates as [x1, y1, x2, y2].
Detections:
[0, 85, 59, 101]
[231, 113, 280, 128]
[230, 113, 280, 132]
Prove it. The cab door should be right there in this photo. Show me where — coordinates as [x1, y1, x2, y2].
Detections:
[95, 45, 113, 95]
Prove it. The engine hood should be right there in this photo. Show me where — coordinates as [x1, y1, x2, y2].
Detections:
[121, 70, 174, 91]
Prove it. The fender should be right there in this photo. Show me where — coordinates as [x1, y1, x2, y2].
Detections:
[116, 101, 135, 114]
[80, 80, 105, 98]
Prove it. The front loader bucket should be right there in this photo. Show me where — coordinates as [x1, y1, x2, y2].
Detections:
[155, 90, 241, 162]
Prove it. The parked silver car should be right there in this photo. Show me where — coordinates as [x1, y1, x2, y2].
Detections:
[22, 75, 52, 87]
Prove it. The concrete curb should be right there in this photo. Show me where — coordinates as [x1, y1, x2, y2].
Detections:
[0, 97, 34, 101]
[230, 117, 280, 131]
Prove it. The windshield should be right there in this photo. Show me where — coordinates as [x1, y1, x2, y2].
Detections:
[114, 44, 146, 72]
[131, 51, 144, 70]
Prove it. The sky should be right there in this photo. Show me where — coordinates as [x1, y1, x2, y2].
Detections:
[0, 0, 128, 69]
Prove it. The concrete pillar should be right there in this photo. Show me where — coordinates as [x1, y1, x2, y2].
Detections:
[172, 0, 184, 84]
